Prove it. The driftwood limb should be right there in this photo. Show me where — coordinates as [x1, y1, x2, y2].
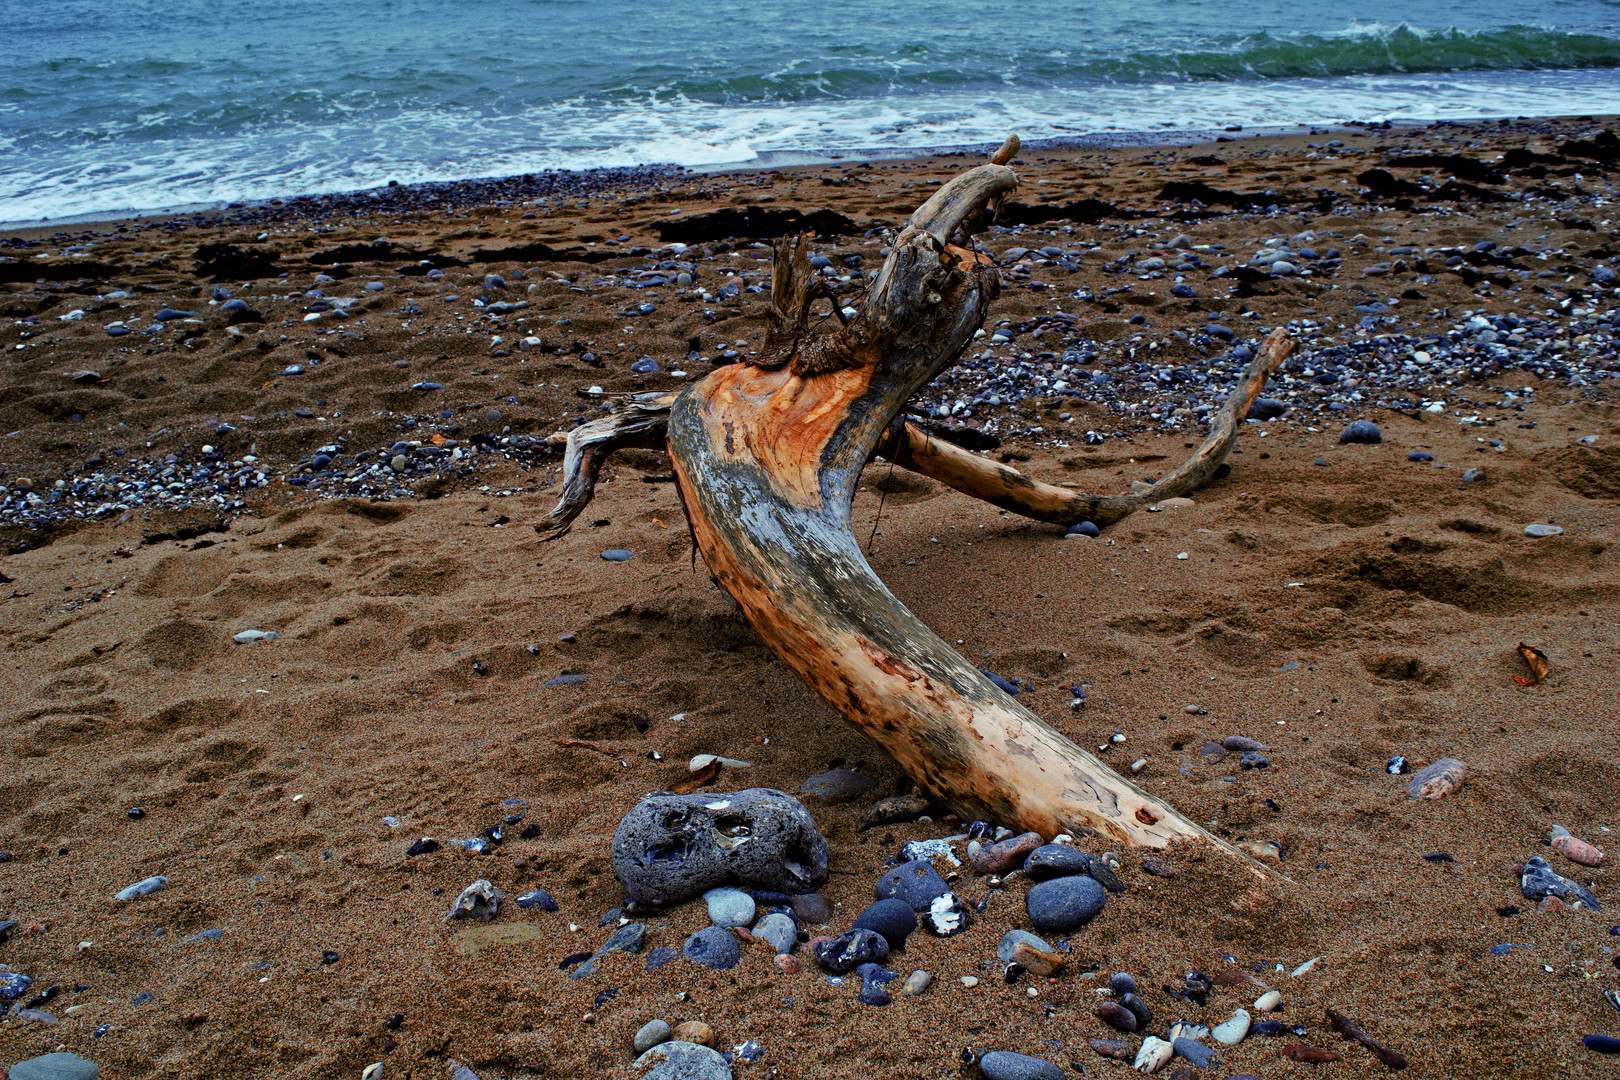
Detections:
[873, 327, 1294, 527]
[536, 146, 1287, 876]
[535, 390, 679, 541]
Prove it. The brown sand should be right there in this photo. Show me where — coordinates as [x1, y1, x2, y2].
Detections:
[1, 118, 1618, 1080]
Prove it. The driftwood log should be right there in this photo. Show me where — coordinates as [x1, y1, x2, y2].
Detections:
[538, 140, 1293, 870]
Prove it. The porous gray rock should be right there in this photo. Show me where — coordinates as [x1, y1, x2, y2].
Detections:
[632, 1040, 733, 1080]
[612, 788, 829, 906]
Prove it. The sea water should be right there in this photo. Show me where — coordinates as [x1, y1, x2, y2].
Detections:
[2, 0, 1619, 225]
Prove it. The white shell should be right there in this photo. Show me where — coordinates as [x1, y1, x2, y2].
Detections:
[361, 1065, 383, 1080]
[1133, 1035, 1173, 1073]
[1254, 989, 1283, 1012]
[1212, 1008, 1251, 1046]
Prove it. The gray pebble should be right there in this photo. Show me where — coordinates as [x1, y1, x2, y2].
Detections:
[1025, 874, 1106, 931]
[1339, 420, 1382, 444]
[113, 875, 167, 900]
[703, 887, 755, 929]
[634, 1019, 673, 1054]
[570, 922, 648, 980]
[800, 768, 876, 804]
[1173, 1037, 1220, 1068]
[812, 928, 888, 973]
[683, 926, 741, 970]
[977, 1049, 1065, 1080]
[601, 549, 633, 561]
[632, 1040, 732, 1080]
[875, 859, 950, 911]
[1524, 524, 1563, 537]
[902, 969, 933, 996]
[752, 912, 797, 955]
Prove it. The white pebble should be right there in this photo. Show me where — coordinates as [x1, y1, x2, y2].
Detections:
[1254, 989, 1282, 1012]
[961, 976, 979, 987]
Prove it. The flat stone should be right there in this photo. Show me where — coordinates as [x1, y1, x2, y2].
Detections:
[601, 549, 633, 561]
[703, 887, 756, 929]
[7, 1054, 100, 1080]
[752, 912, 796, 955]
[682, 927, 741, 970]
[632, 1041, 732, 1080]
[634, 1019, 673, 1054]
[977, 1050, 1065, 1080]
[875, 859, 950, 911]
[1524, 524, 1564, 537]
[1025, 874, 1106, 931]
[1172, 1037, 1219, 1068]
[788, 893, 831, 925]
[570, 922, 648, 980]
[800, 769, 876, 804]
[1023, 843, 1094, 880]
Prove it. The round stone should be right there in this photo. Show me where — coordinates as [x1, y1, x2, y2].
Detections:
[1025, 874, 1106, 931]
[632, 1041, 732, 1080]
[978, 1050, 1064, 1080]
[673, 1020, 714, 1046]
[1066, 520, 1100, 538]
[1339, 420, 1382, 444]
[1109, 972, 1137, 994]
[702, 887, 755, 929]
[1247, 398, 1286, 421]
[390, 454, 408, 472]
[996, 928, 1055, 965]
[1407, 451, 1433, 462]
[682, 927, 740, 970]
[633, 1019, 673, 1054]
[852, 898, 917, 949]
[874, 859, 950, 911]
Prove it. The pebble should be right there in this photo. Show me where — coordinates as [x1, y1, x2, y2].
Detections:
[673, 1020, 714, 1046]
[1553, 834, 1605, 867]
[1405, 758, 1466, 800]
[516, 888, 559, 911]
[800, 768, 877, 804]
[902, 969, 933, 996]
[973, 831, 1045, 874]
[682, 927, 741, 970]
[1247, 398, 1287, 421]
[1221, 736, 1268, 753]
[774, 954, 800, 974]
[632, 1040, 733, 1080]
[813, 928, 888, 973]
[1023, 843, 1095, 880]
[571, 922, 649, 980]
[789, 893, 832, 925]
[856, 961, 898, 1005]
[446, 879, 502, 921]
[1097, 1000, 1138, 1032]
[1026, 874, 1106, 931]
[1339, 420, 1382, 444]
[601, 549, 633, 561]
[752, 912, 796, 955]
[7, 1054, 101, 1080]
[1067, 520, 1101, 538]
[1239, 752, 1270, 770]
[876, 859, 951, 911]
[977, 1050, 1065, 1080]
[154, 308, 197, 321]
[858, 793, 932, 830]
[1407, 451, 1433, 462]
[1250, 1020, 1290, 1037]
[1212, 1008, 1251, 1045]
[1524, 524, 1564, 537]
[1134, 1035, 1173, 1073]
[233, 629, 279, 643]
[113, 875, 167, 900]
[1110, 972, 1138, 994]
[1521, 856, 1602, 909]
[852, 898, 917, 949]
[1172, 1038, 1218, 1068]
[1461, 467, 1487, 483]
[1254, 990, 1282, 1012]
[922, 892, 973, 936]
[1091, 1039, 1134, 1061]
[703, 887, 756, 929]
[1121, 992, 1154, 1028]
[1587, 1035, 1620, 1054]
[1, 973, 34, 1001]
[634, 1019, 674, 1054]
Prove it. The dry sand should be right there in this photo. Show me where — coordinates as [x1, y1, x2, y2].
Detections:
[1, 118, 1618, 1079]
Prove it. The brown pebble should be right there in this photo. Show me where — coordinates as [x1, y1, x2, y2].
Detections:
[1008, 941, 1066, 977]
[1222, 735, 1269, 752]
[775, 954, 801, 974]
[1215, 968, 1267, 988]
[1283, 1044, 1342, 1063]
[1097, 1000, 1138, 1032]
[1141, 856, 1175, 878]
[972, 831, 1044, 875]
[734, 928, 755, 943]
[1240, 839, 1283, 862]
[1552, 834, 1605, 866]
[1405, 757, 1465, 800]
[1538, 895, 1565, 913]
[1090, 1038, 1134, 1061]
[674, 1020, 714, 1046]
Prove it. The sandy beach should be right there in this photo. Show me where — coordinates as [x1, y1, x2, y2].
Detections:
[1, 116, 1618, 1079]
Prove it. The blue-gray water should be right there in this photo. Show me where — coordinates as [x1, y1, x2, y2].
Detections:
[5, 0, 1620, 225]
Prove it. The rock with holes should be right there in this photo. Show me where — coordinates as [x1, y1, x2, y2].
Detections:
[611, 789, 829, 906]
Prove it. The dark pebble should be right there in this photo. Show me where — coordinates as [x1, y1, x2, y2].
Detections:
[881, 861, 952, 913]
[1247, 398, 1286, 421]
[1172, 1037, 1219, 1067]
[682, 926, 741, 970]
[978, 1049, 1065, 1080]
[155, 308, 197, 321]
[1097, 1000, 1137, 1032]
[1026, 874, 1106, 931]
[1120, 991, 1154, 1028]
[1109, 972, 1137, 994]
[516, 889, 559, 911]
[1407, 451, 1433, 462]
[790, 892, 833, 925]
[1251, 1020, 1290, 1037]
[852, 898, 917, 949]
[1023, 844, 1095, 880]
[1586, 1035, 1620, 1054]
[405, 837, 440, 856]
[1239, 752, 1270, 769]
[856, 962, 898, 1006]
[1171, 283, 1197, 298]
[813, 928, 889, 973]
[1067, 520, 1101, 537]
[801, 768, 877, 804]
[1339, 420, 1382, 444]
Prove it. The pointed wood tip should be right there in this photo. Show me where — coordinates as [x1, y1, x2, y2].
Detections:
[990, 134, 1020, 166]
